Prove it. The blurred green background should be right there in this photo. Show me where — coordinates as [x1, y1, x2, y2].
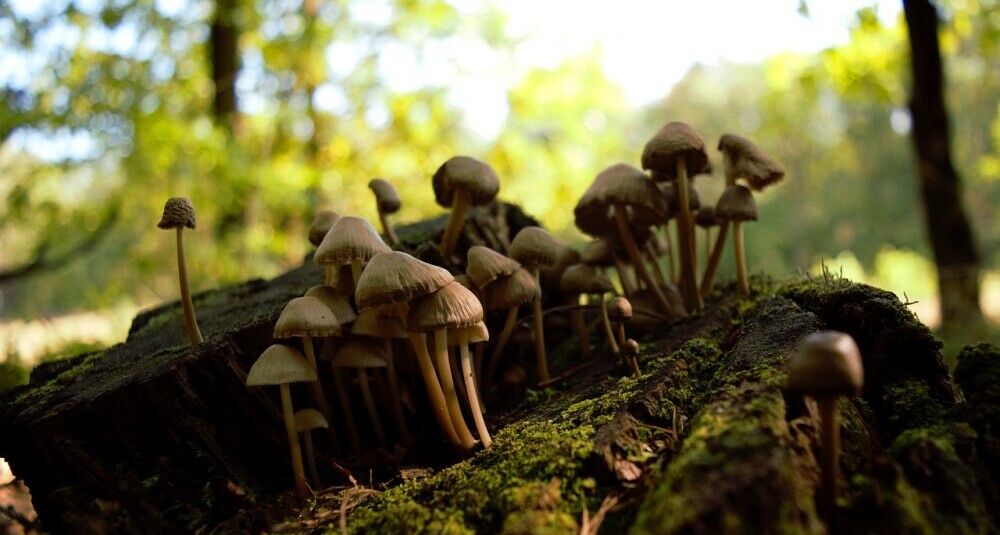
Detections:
[1, 0, 998, 378]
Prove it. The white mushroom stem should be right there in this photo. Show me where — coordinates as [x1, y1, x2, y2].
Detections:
[449, 346, 470, 408]
[382, 340, 412, 444]
[279, 383, 310, 499]
[433, 329, 478, 449]
[302, 337, 339, 453]
[613, 206, 674, 316]
[675, 158, 702, 312]
[569, 295, 591, 358]
[700, 221, 730, 298]
[330, 366, 363, 452]
[817, 396, 840, 524]
[325, 266, 333, 285]
[406, 331, 468, 452]
[460, 331, 492, 448]
[300, 430, 321, 489]
[439, 189, 471, 259]
[378, 209, 399, 246]
[599, 295, 619, 354]
[175, 227, 203, 346]
[734, 221, 750, 296]
[356, 369, 387, 447]
[530, 268, 550, 384]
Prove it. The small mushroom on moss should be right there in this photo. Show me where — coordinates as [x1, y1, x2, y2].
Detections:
[607, 296, 632, 354]
[508, 227, 559, 384]
[308, 210, 341, 248]
[294, 408, 328, 489]
[484, 267, 540, 386]
[621, 338, 641, 378]
[714, 185, 758, 296]
[433, 156, 500, 260]
[787, 331, 863, 526]
[368, 178, 402, 246]
[157, 197, 203, 347]
[246, 344, 318, 499]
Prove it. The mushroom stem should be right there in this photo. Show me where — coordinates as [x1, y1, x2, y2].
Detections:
[817, 396, 839, 525]
[324, 266, 333, 285]
[351, 259, 363, 291]
[664, 225, 677, 284]
[382, 340, 412, 444]
[301, 430, 321, 489]
[449, 346, 470, 408]
[175, 227, 203, 346]
[302, 337, 340, 453]
[530, 268, 550, 384]
[460, 332, 492, 448]
[439, 189, 471, 259]
[733, 221, 750, 296]
[645, 240, 670, 290]
[486, 305, 520, 386]
[406, 332, 469, 452]
[432, 330, 478, 449]
[356, 369, 387, 447]
[330, 366, 363, 452]
[600, 295, 619, 354]
[279, 383, 310, 499]
[700, 221, 730, 298]
[378, 209, 399, 246]
[616, 322, 626, 353]
[674, 158, 702, 312]
[569, 296, 591, 358]
[613, 206, 674, 316]
[613, 255, 638, 296]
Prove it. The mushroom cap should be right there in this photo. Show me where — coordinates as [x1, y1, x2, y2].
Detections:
[246, 344, 317, 386]
[574, 164, 667, 236]
[580, 238, 618, 267]
[294, 408, 329, 432]
[718, 133, 785, 191]
[715, 185, 758, 222]
[539, 242, 582, 293]
[621, 338, 640, 358]
[453, 274, 485, 303]
[787, 331, 863, 396]
[485, 267, 541, 310]
[332, 338, 389, 368]
[695, 206, 718, 228]
[351, 307, 408, 339]
[158, 197, 197, 230]
[467, 246, 521, 289]
[314, 216, 391, 267]
[408, 280, 484, 333]
[355, 251, 453, 311]
[641, 122, 710, 179]
[303, 285, 358, 324]
[607, 296, 633, 322]
[559, 264, 614, 296]
[274, 296, 343, 338]
[368, 178, 402, 214]
[308, 210, 341, 247]
[447, 321, 489, 345]
[508, 227, 559, 269]
[432, 156, 501, 207]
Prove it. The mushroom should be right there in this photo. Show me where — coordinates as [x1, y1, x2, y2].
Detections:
[332, 338, 391, 448]
[314, 216, 391, 288]
[409, 281, 486, 450]
[694, 206, 718, 267]
[787, 331, 863, 526]
[559, 264, 617, 356]
[350, 307, 412, 444]
[157, 197, 203, 347]
[582, 237, 637, 296]
[433, 156, 500, 260]
[508, 227, 559, 384]
[354, 251, 471, 452]
[607, 296, 632, 354]
[642, 122, 709, 312]
[483, 267, 541, 386]
[713, 185, 758, 296]
[246, 344, 318, 499]
[447, 321, 492, 448]
[621, 338, 641, 378]
[303, 285, 358, 325]
[294, 408, 329, 489]
[308, 210, 341, 248]
[467, 246, 521, 291]
[368, 178, 401, 246]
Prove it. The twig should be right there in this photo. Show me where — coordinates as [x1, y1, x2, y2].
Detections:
[338, 487, 378, 535]
[579, 493, 620, 535]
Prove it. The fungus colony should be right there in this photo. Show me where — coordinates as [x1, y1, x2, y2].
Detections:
[158, 123, 863, 518]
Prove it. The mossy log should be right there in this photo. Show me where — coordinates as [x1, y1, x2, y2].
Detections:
[1, 205, 998, 534]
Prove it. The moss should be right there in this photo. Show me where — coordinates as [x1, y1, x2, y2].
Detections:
[12, 351, 104, 406]
[881, 379, 947, 441]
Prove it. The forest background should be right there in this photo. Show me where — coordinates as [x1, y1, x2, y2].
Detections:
[1, 0, 998, 385]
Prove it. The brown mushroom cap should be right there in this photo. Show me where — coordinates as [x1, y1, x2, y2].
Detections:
[621, 338, 640, 358]
[787, 331, 864, 396]
[432, 156, 500, 207]
[447, 321, 490, 345]
[314, 216, 391, 267]
[303, 285, 358, 324]
[351, 307, 407, 339]
[695, 206, 718, 228]
[332, 338, 389, 368]
[246, 344, 317, 386]
[368, 178, 402, 214]
[559, 264, 614, 296]
[580, 238, 619, 268]
[408, 280, 484, 333]
[308, 210, 341, 247]
[274, 296, 343, 338]
[355, 251, 454, 311]
[467, 246, 521, 289]
[485, 268, 541, 311]
[715, 185, 758, 222]
[508, 227, 559, 269]
[718, 133, 785, 190]
[294, 408, 330, 432]
[641, 122, 710, 179]
[574, 164, 668, 236]
[607, 296, 633, 322]
[158, 197, 197, 230]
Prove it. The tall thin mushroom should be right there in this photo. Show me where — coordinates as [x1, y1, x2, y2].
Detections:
[508, 227, 559, 384]
[714, 185, 758, 296]
[447, 321, 492, 448]
[157, 197, 203, 346]
[332, 338, 390, 448]
[483, 268, 541, 386]
[433, 156, 500, 260]
[350, 307, 412, 444]
[368, 178, 401, 246]
[294, 408, 328, 489]
[315, 216, 391, 289]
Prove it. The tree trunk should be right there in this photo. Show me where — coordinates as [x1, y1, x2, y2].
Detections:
[903, 0, 983, 330]
[210, 0, 241, 135]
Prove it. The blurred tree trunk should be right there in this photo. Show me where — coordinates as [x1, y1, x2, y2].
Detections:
[903, 0, 983, 330]
[210, 0, 241, 135]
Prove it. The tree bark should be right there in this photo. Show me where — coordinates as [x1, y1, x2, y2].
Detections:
[903, 0, 983, 330]
[210, 0, 241, 135]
